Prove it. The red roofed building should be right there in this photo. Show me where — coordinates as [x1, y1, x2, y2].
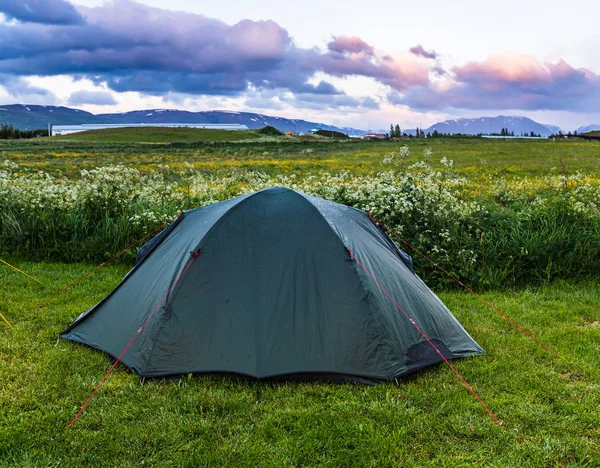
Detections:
[364, 133, 387, 140]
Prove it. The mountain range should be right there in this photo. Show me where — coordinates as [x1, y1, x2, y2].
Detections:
[1, 104, 598, 136]
[424, 116, 563, 137]
[0, 104, 361, 135]
[576, 124, 600, 134]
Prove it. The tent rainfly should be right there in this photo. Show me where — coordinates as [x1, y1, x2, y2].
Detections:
[61, 187, 483, 383]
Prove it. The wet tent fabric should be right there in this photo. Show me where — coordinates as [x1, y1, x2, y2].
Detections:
[61, 187, 483, 382]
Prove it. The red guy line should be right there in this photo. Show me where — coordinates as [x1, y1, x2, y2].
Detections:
[67, 251, 199, 429]
[368, 214, 558, 358]
[40, 221, 170, 308]
[350, 249, 500, 425]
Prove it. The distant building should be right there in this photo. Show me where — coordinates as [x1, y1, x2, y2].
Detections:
[580, 131, 600, 140]
[481, 135, 546, 140]
[51, 123, 249, 136]
[364, 133, 387, 140]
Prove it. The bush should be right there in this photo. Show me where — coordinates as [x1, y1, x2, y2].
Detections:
[315, 130, 348, 139]
[257, 126, 284, 136]
[1, 153, 599, 289]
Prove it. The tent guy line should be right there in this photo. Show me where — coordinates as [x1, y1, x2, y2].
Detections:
[0, 257, 43, 328]
[68, 250, 200, 429]
[62, 187, 488, 427]
[35, 203, 554, 367]
[350, 249, 500, 425]
[0, 258, 44, 285]
[67, 244, 500, 429]
[0, 311, 12, 329]
[368, 214, 558, 358]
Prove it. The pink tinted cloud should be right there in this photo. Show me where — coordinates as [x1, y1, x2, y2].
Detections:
[328, 36, 375, 56]
[226, 19, 292, 61]
[315, 43, 430, 92]
[0, 0, 434, 100]
[9, 0, 595, 114]
[453, 53, 551, 84]
[409, 45, 437, 60]
[324, 37, 430, 90]
[401, 53, 600, 112]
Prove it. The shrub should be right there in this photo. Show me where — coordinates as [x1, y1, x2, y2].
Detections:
[257, 126, 284, 136]
[315, 130, 348, 139]
[1, 153, 599, 289]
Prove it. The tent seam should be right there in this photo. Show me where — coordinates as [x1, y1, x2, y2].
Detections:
[293, 192, 402, 374]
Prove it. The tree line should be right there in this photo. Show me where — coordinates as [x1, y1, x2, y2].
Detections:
[388, 124, 427, 138]
[386, 123, 549, 139]
[388, 124, 475, 139]
[0, 124, 47, 139]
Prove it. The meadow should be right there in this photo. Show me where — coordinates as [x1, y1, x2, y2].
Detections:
[55, 127, 283, 143]
[2, 135, 599, 288]
[2, 134, 600, 176]
[1, 132, 600, 466]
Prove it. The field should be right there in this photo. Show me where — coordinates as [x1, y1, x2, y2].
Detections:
[3, 135, 599, 288]
[55, 127, 276, 143]
[1, 132, 600, 465]
[2, 133, 599, 176]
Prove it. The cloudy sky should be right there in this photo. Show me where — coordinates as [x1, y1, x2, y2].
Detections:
[0, 0, 598, 130]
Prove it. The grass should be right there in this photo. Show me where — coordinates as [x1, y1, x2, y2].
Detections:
[3, 136, 600, 288]
[1, 260, 599, 466]
[2, 135, 600, 465]
[54, 127, 271, 143]
[2, 136, 599, 178]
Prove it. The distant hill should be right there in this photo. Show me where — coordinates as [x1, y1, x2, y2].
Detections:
[57, 127, 266, 143]
[0, 104, 97, 129]
[426, 116, 560, 137]
[0, 104, 363, 135]
[577, 124, 600, 134]
[100, 109, 363, 134]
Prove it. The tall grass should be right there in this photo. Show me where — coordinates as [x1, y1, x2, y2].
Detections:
[1, 156, 599, 289]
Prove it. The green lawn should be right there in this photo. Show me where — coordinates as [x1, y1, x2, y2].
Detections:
[1, 260, 598, 466]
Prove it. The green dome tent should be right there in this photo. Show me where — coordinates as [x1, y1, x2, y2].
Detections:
[62, 187, 483, 383]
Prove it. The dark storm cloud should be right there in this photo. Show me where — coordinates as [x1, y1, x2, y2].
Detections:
[0, 0, 85, 25]
[0, 0, 429, 107]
